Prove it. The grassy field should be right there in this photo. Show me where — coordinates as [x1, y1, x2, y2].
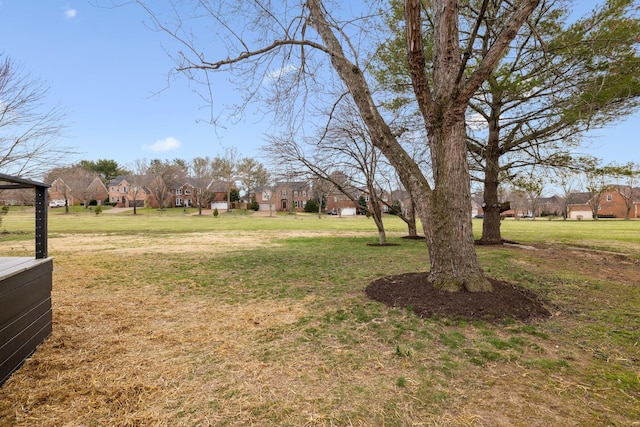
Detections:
[0, 207, 638, 426]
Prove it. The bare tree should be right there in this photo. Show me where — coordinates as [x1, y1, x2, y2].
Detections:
[147, 159, 187, 209]
[212, 147, 239, 212]
[582, 165, 610, 220]
[190, 157, 215, 215]
[262, 182, 276, 217]
[553, 168, 580, 220]
[511, 169, 545, 219]
[0, 55, 73, 178]
[266, 99, 392, 245]
[45, 165, 98, 213]
[237, 157, 269, 209]
[376, 160, 420, 238]
[608, 162, 639, 220]
[135, 0, 539, 292]
[310, 175, 334, 218]
[128, 158, 149, 214]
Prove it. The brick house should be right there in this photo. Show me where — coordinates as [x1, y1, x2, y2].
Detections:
[536, 195, 563, 217]
[0, 188, 33, 206]
[48, 178, 74, 207]
[325, 189, 358, 215]
[84, 177, 109, 205]
[254, 181, 311, 213]
[567, 187, 640, 219]
[325, 187, 410, 217]
[108, 176, 157, 208]
[209, 181, 234, 211]
[173, 182, 195, 207]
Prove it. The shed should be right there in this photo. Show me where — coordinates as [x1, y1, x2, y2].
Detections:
[0, 173, 53, 386]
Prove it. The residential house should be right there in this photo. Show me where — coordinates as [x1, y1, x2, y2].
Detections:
[325, 189, 358, 216]
[48, 178, 74, 207]
[174, 182, 195, 208]
[84, 177, 109, 206]
[108, 176, 157, 208]
[567, 187, 640, 219]
[536, 195, 563, 217]
[108, 176, 130, 207]
[209, 181, 233, 211]
[0, 188, 33, 206]
[255, 181, 311, 213]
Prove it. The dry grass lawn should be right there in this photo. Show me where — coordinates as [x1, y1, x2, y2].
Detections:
[1, 227, 638, 426]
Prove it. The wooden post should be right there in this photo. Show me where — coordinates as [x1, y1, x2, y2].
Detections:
[35, 184, 48, 259]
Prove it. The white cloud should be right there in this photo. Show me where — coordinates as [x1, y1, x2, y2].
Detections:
[266, 64, 298, 81]
[143, 137, 182, 153]
[64, 7, 77, 19]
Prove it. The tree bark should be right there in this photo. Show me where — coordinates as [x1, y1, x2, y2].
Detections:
[420, 116, 491, 292]
[406, 198, 418, 237]
[479, 114, 503, 244]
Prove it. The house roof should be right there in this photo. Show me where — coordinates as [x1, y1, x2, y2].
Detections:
[108, 176, 129, 186]
[207, 180, 229, 192]
[565, 192, 591, 205]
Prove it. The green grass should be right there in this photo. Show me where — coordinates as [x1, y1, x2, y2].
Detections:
[497, 218, 640, 255]
[2, 206, 411, 234]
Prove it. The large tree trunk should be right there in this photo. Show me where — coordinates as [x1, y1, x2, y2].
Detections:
[369, 193, 387, 245]
[406, 198, 418, 237]
[420, 117, 491, 292]
[479, 119, 503, 244]
[408, 0, 491, 291]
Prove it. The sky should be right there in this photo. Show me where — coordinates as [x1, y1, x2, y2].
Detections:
[0, 1, 638, 174]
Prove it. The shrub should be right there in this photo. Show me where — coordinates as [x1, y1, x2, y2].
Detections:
[213, 208, 219, 217]
[304, 199, 319, 213]
[94, 206, 103, 215]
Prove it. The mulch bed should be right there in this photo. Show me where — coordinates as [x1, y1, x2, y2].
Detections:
[365, 272, 551, 323]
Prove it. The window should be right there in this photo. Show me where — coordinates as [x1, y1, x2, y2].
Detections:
[176, 198, 182, 206]
[281, 189, 287, 197]
[176, 188, 183, 195]
[302, 190, 307, 196]
[123, 186, 127, 193]
[364, 195, 370, 202]
[184, 189, 191, 195]
[293, 190, 298, 197]
[262, 191, 271, 200]
[382, 195, 388, 201]
[334, 196, 338, 202]
[606, 194, 613, 202]
[294, 200, 299, 208]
